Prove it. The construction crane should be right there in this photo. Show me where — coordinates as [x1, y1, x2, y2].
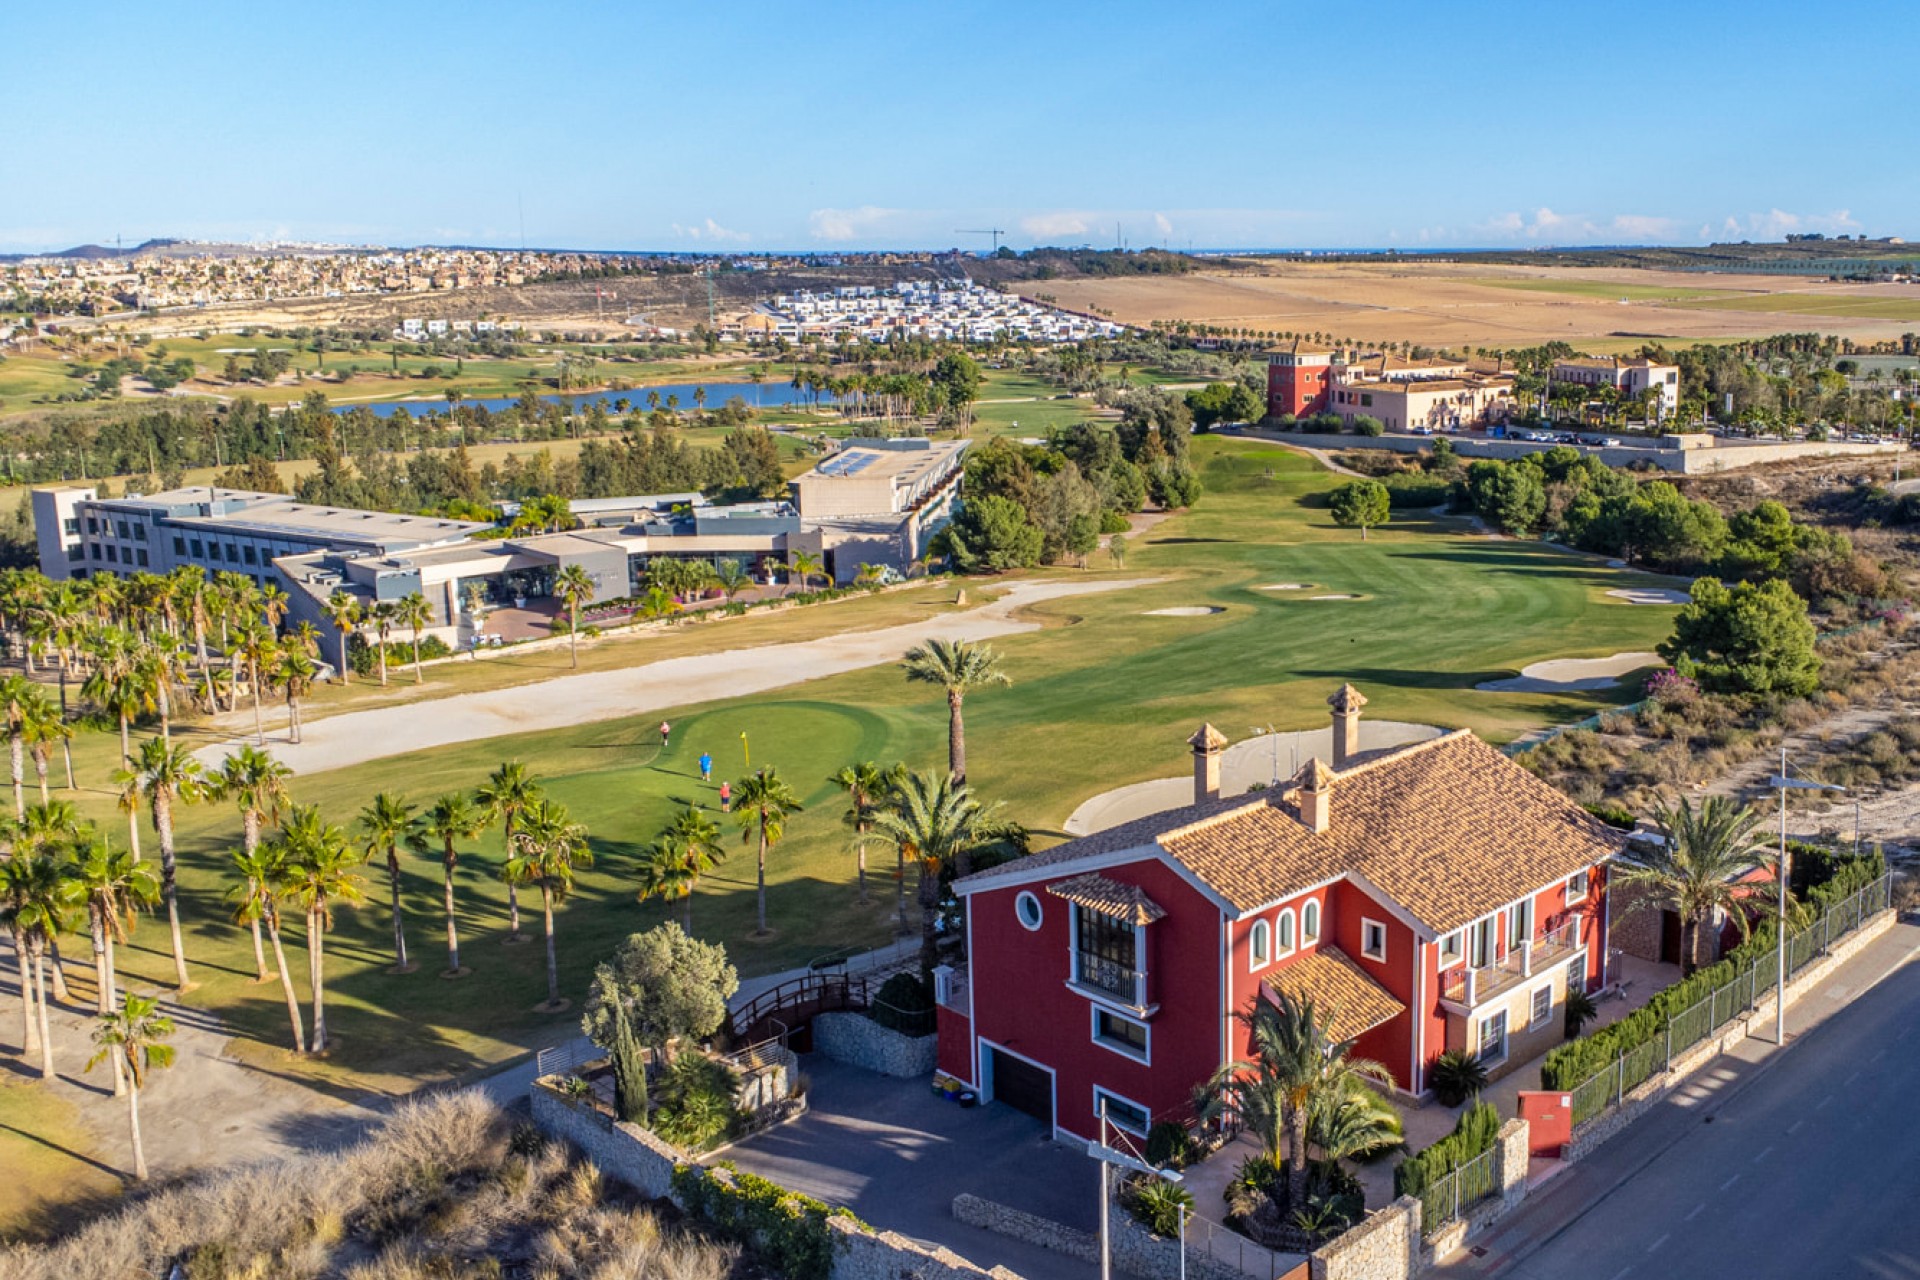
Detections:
[955, 228, 1008, 253]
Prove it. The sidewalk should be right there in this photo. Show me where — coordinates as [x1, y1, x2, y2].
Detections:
[1433, 914, 1920, 1275]
[474, 933, 921, 1105]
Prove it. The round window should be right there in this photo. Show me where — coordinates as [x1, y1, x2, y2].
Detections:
[1016, 891, 1043, 931]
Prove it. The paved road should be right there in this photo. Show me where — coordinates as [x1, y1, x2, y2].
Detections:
[1437, 925, 1920, 1280]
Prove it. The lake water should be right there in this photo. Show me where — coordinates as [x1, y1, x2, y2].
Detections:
[353, 381, 826, 418]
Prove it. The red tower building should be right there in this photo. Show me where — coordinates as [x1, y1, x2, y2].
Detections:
[1266, 342, 1335, 418]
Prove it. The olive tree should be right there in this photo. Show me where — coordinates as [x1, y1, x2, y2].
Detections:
[582, 922, 739, 1060]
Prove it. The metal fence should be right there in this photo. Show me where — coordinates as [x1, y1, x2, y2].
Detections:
[1181, 1210, 1307, 1280]
[1419, 1146, 1498, 1237]
[1565, 872, 1892, 1128]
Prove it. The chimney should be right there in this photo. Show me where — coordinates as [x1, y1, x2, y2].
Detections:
[1296, 758, 1334, 834]
[1188, 723, 1228, 805]
[1328, 683, 1367, 769]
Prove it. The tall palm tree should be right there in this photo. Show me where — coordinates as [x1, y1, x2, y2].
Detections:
[1, 852, 66, 1077]
[228, 842, 305, 1053]
[784, 550, 824, 595]
[553, 563, 596, 669]
[1617, 796, 1765, 975]
[278, 806, 366, 1054]
[63, 835, 157, 1096]
[233, 620, 278, 745]
[0, 673, 48, 821]
[321, 591, 362, 685]
[12, 799, 83, 1004]
[397, 592, 433, 683]
[173, 567, 217, 706]
[408, 793, 484, 976]
[17, 687, 66, 807]
[867, 770, 995, 980]
[136, 634, 185, 743]
[85, 993, 176, 1181]
[503, 796, 592, 1008]
[114, 737, 208, 990]
[357, 791, 417, 972]
[82, 629, 148, 766]
[731, 768, 803, 937]
[1199, 993, 1394, 1212]
[1305, 1074, 1405, 1167]
[635, 806, 726, 929]
[369, 600, 400, 686]
[213, 745, 293, 982]
[272, 643, 318, 744]
[713, 558, 752, 604]
[475, 761, 542, 943]
[830, 760, 904, 906]
[901, 638, 1011, 787]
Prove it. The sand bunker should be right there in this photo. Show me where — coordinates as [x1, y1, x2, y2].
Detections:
[1477, 651, 1661, 694]
[1144, 606, 1227, 617]
[1607, 588, 1690, 606]
[1309, 594, 1361, 601]
[1259, 583, 1311, 591]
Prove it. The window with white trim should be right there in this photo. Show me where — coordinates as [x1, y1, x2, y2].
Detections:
[1250, 920, 1270, 967]
[1478, 1010, 1508, 1065]
[1530, 984, 1552, 1029]
[1437, 931, 1463, 968]
[1360, 919, 1387, 962]
[1015, 891, 1043, 932]
[1566, 870, 1589, 904]
[1092, 1007, 1149, 1062]
[1469, 916, 1495, 968]
[1507, 899, 1533, 952]
[1276, 909, 1296, 956]
[1093, 1087, 1150, 1137]
[1302, 900, 1320, 944]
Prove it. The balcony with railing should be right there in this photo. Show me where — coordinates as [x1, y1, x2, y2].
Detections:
[1439, 918, 1583, 1011]
[1073, 951, 1144, 1007]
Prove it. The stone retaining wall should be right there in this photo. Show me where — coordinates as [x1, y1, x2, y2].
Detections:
[529, 1085, 680, 1201]
[814, 1010, 939, 1078]
[1310, 1197, 1421, 1280]
[1242, 427, 1903, 475]
[828, 1217, 1026, 1280]
[953, 1192, 1252, 1280]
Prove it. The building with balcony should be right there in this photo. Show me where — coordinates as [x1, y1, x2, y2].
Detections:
[933, 686, 1622, 1143]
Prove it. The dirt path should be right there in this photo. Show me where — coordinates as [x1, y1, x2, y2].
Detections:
[197, 577, 1163, 775]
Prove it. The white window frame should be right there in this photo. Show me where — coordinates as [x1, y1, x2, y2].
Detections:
[1530, 983, 1553, 1030]
[1360, 918, 1387, 962]
[1090, 1006, 1151, 1064]
[1565, 870, 1590, 905]
[1093, 1085, 1151, 1138]
[1508, 899, 1533, 952]
[1302, 900, 1321, 944]
[1469, 916, 1496, 968]
[1015, 890, 1044, 932]
[1437, 931, 1464, 969]
[1276, 908, 1297, 957]
[1477, 1010, 1508, 1066]
[1249, 920, 1270, 969]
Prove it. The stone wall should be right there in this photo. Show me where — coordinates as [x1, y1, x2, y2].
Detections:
[1609, 881, 1664, 963]
[529, 1084, 680, 1201]
[1311, 1198, 1421, 1280]
[827, 1217, 1024, 1280]
[953, 1192, 1253, 1280]
[814, 1010, 939, 1079]
[1241, 427, 1903, 475]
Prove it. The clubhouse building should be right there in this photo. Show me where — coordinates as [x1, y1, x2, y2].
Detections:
[1266, 342, 1519, 432]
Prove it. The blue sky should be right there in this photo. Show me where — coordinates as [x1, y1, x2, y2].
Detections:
[2, 0, 1907, 253]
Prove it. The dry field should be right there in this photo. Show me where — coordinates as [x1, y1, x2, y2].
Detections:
[1035, 260, 1920, 351]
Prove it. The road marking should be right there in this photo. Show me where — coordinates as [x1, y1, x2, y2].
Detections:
[1647, 1234, 1670, 1254]
[1685, 1202, 1707, 1221]
[1721, 1173, 1742, 1191]
[1788, 1120, 1805, 1134]
[1753, 1145, 1776, 1164]
[1846, 1070, 1863, 1085]
[1871, 1049, 1886, 1063]
[1817, 1094, 1835, 1109]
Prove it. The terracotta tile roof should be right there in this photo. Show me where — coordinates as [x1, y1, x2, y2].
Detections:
[1263, 947, 1405, 1042]
[960, 730, 1623, 935]
[1048, 873, 1167, 925]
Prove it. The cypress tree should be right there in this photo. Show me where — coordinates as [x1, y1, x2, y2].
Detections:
[611, 999, 648, 1125]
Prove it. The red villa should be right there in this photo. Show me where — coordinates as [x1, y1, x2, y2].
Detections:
[933, 686, 1624, 1143]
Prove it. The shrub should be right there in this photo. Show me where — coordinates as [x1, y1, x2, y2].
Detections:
[1099, 509, 1132, 534]
[868, 972, 935, 1036]
[1145, 1119, 1194, 1171]
[1394, 1101, 1499, 1197]
[652, 1054, 745, 1151]
[1126, 1176, 1196, 1238]
[1350, 415, 1385, 437]
[1581, 801, 1637, 830]
[1428, 1049, 1488, 1107]
[672, 1162, 855, 1280]
[1564, 987, 1598, 1038]
[347, 632, 453, 676]
[1384, 475, 1450, 508]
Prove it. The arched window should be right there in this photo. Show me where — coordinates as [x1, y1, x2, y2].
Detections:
[1277, 909, 1297, 956]
[1250, 920, 1270, 967]
[1302, 900, 1321, 944]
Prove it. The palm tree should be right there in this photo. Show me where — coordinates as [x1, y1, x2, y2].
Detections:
[503, 796, 591, 1008]
[1616, 796, 1765, 975]
[18, 690, 67, 806]
[0, 673, 47, 821]
[714, 558, 752, 604]
[901, 638, 1011, 787]
[213, 745, 293, 981]
[830, 760, 904, 905]
[867, 770, 995, 980]
[172, 567, 217, 706]
[114, 737, 208, 991]
[272, 643, 318, 744]
[0, 851, 64, 1077]
[1199, 992, 1394, 1212]
[635, 807, 726, 929]
[408, 793, 484, 976]
[358, 791, 418, 971]
[397, 592, 432, 683]
[369, 600, 400, 686]
[234, 621, 278, 745]
[1306, 1074, 1404, 1166]
[85, 993, 177, 1180]
[730, 768, 803, 937]
[82, 628, 148, 766]
[785, 550, 824, 595]
[228, 841, 305, 1053]
[553, 564, 596, 669]
[278, 806, 366, 1054]
[64, 836, 157, 1096]
[321, 591, 362, 684]
[475, 761, 542, 942]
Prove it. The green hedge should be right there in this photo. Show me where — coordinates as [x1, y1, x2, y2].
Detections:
[1394, 1102, 1499, 1197]
[346, 632, 452, 676]
[671, 1161, 858, 1280]
[1541, 848, 1885, 1091]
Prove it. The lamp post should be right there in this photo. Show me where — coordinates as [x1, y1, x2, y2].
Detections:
[1767, 748, 1845, 1045]
[1087, 1099, 1185, 1280]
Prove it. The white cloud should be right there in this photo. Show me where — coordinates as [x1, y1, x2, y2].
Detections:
[1529, 207, 1572, 235]
[1607, 214, 1678, 240]
[1716, 208, 1860, 241]
[1019, 211, 1091, 239]
[1152, 212, 1174, 238]
[671, 218, 750, 243]
[807, 206, 901, 241]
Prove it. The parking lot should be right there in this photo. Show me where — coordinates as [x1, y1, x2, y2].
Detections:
[719, 1055, 1100, 1280]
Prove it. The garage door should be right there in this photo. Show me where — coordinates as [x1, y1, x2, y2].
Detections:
[988, 1048, 1053, 1128]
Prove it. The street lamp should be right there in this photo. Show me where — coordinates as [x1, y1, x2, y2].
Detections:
[1767, 747, 1845, 1046]
[1088, 1101, 1186, 1280]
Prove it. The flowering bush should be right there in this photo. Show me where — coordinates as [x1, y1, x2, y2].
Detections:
[1644, 666, 1700, 708]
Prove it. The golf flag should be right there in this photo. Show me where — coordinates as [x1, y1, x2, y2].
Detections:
[740, 731, 749, 768]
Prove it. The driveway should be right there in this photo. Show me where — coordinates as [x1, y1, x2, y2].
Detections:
[720, 1054, 1099, 1280]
